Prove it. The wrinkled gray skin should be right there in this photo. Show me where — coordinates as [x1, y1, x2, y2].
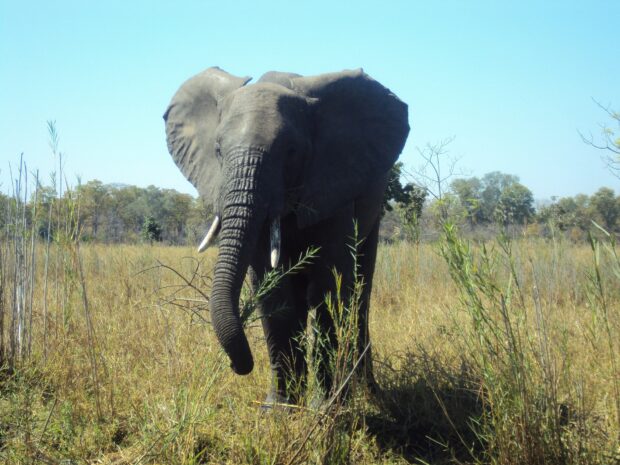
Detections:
[164, 67, 409, 404]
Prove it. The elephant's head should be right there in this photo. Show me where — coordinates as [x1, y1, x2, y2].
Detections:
[164, 67, 409, 375]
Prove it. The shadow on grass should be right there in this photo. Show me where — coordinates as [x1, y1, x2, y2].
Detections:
[367, 349, 485, 464]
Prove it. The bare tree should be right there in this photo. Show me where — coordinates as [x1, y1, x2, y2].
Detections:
[580, 99, 620, 179]
[407, 136, 463, 222]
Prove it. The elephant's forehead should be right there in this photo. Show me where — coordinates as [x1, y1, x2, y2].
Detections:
[228, 83, 301, 111]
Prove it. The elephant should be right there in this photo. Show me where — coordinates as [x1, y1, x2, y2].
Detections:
[164, 67, 409, 406]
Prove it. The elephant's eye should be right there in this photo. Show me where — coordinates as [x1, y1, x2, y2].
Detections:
[215, 142, 222, 160]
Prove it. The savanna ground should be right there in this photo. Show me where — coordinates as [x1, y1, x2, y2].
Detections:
[1, 226, 619, 464]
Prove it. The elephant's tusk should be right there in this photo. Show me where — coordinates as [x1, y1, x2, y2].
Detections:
[197, 216, 220, 253]
[270, 218, 280, 268]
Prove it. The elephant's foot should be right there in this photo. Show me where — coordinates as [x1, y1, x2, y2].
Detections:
[260, 391, 296, 412]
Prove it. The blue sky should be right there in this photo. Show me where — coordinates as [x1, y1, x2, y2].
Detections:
[1, 1, 618, 201]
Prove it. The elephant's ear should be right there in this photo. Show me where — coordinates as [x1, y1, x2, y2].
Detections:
[164, 67, 251, 205]
[290, 69, 409, 227]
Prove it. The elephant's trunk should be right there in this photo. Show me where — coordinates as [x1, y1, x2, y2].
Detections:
[209, 149, 268, 375]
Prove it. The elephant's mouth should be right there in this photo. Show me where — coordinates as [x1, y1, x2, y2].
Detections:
[196, 214, 281, 268]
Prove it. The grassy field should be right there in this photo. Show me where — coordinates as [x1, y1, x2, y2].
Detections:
[0, 228, 619, 464]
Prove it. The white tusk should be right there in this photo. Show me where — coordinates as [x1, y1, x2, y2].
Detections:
[270, 217, 281, 268]
[197, 216, 220, 253]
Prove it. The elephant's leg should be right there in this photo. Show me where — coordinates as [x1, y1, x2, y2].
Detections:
[307, 255, 355, 401]
[356, 218, 380, 392]
[259, 272, 309, 404]
[307, 218, 380, 401]
[308, 285, 338, 398]
[301, 208, 361, 403]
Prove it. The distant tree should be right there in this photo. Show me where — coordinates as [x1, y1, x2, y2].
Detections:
[115, 186, 148, 241]
[448, 172, 527, 225]
[425, 193, 464, 228]
[159, 189, 193, 243]
[589, 187, 619, 229]
[537, 190, 620, 235]
[141, 216, 162, 245]
[572, 194, 592, 230]
[397, 185, 428, 242]
[93, 184, 143, 242]
[450, 177, 483, 225]
[33, 185, 57, 240]
[412, 137, 460, 222]
[383, 162, 427, 241]
[384, 162, 412, 211]
[495, 183, 535, 225]
[538, 196, 582, 231]
[185, 197, 214, 245]
[77, 180, 109, 239]
[72, 182, 209, 244]
[479, 172, 520, 223]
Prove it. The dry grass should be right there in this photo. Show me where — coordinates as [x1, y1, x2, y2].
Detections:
[0, 230, 619, 464]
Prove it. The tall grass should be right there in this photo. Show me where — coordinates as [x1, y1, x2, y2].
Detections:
[1, 156, 39, 367]
[1, 149, 619, 462]
[439, 222, 619, 464]
[1, 236, 618, 463]
[587, 224, 620, 443]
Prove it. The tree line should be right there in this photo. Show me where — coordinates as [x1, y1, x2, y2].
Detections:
[0, 180, 212, 246]
[0, 173, 618, 246]
[383, 163, 620, 241]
